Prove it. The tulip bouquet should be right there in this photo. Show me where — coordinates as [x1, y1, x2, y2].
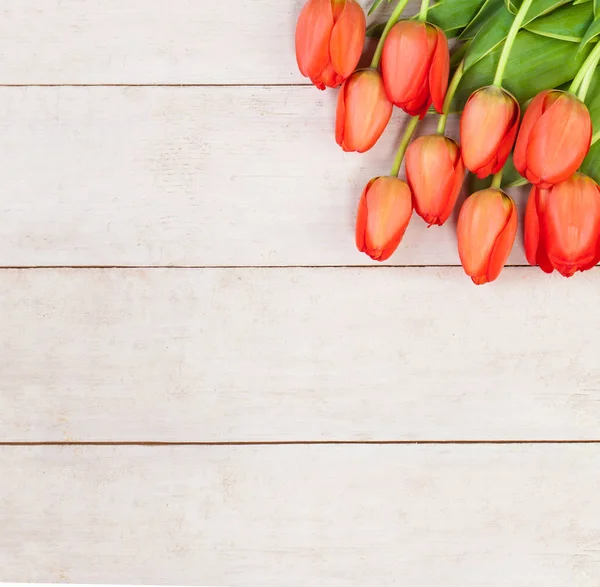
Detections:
[295, 0, 600, 283]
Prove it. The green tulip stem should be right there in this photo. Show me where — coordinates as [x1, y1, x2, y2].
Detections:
[370, 0, 411, 68]
[491, 169, 504, 189]
[418, 0, 430, 22]
[391, 116, 420, 177]
[492, 0, 534, 88]
[578, 63, 598, 103]
[437, 60, 465, 135]
[569, 40, 600, 96]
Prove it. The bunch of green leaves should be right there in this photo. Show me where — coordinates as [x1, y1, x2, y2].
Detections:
[368, 0, 600, 187]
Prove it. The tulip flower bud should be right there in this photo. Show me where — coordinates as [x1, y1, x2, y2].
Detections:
[460, 86, 520, 179]
[457, 189, 518, 285]
[381, 21, 449, 117]
[525, 174, 600, 277]
[356, 177, 413, 261]
[296, 0, 366, 90]
[405, 135, 465, 226]
[336, 69, 393, 153]
[514, 90, 592, 189]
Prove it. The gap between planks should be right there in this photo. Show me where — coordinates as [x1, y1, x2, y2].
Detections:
[0, 83, 313, 88]
[2, 440, 600, 446]
[0, 265, 551, 269]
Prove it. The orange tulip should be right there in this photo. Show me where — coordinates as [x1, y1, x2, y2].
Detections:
[295, 0, 366, 90]
[460, 86, 520, 178]
[381, 21, 449, 117]
[513, 90, 591, 189]
[336, 69, 393, 152]
[525, 174, 600, 277]
[457, 189, 518, 285]
[356, 177, 413, 261]
[405, 135, 465, 226]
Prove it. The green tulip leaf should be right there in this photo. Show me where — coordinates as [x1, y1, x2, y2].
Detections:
[453, 31, 592, 109]
[582, 68, 600, 136]
[580, 140, 600, 184]
[524, 2, 594, 42]
[505, 0, 519, 14]
[367, 0, 487, 39]
[508, 0, 571, 14]
[368, 0, 392, 16]
[451, 40, 471, 67]
[574, 0, 592, 5]
[463, 5, 513, 70]
[460, 0, 504, 39]
[426, 0, 488, 37]
[579, 16, 600, 48]
[463, 0, 575, 71]
[366, 21, 386, 38]
[595, 0, 600, 17]
[467, 155, 526, 191]
[501, 154, 528, 187]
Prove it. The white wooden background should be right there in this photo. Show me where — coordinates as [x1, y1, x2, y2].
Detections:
[1, 1, 600, 586]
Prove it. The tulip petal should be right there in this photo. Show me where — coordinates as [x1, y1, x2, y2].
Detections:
[493, 99, 520, 174]
[543, 174, 600, 276]
[329, 0, 366, 81]
[403, 86, 433, 118]
[335, 79, 348, 149]
[457, 189, 514, 282]
[531, 188, 555, 274]
[486, 196, 518, 283]
[382, 21, 431, 108]
[406, 136, 448, 224]
[295, 0, 334, 89]
[475, 158, 499, 180]
[355, 177, 377, 254]
[513, 90, 548, 177]
[320, 62, 344, 88]
[524, 187, 540, 267]
[527, 93, 592, 188]
[342, 70, 392, 153]
[407, 136, 462, 226]
[460, 87, 517, 177]
[429, 26, 449, 114]
[438, 144, 465, 225]
[357, 177, 413, 261]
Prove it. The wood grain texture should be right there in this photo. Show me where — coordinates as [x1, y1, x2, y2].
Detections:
[2, 267, 599, 443]
[0, 0, 397, 85]
[0, 86, 529, 267]
[2, 444, 600, 586]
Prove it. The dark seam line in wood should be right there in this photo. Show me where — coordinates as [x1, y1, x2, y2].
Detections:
[0, 83, 314, 88]
[0, 265, 546, 270]
[1, 440, 599, 446]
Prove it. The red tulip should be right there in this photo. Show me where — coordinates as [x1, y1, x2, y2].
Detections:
[457, 189, 518, 285]
[295, 0, 366, 90]
[525, 174, 600, 277]
[336, 69, 393, 152]
[460, 86, 520, 178]
[513, 90, 592, 189]
[381, 20, 449, 117]
[405, 135, 465, 226]
[356, 177, 413, 261]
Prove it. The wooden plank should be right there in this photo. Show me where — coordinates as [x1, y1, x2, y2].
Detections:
[1, 267, 599, 442]
[1, 444, 600, 585]
[0, 86, 528, 267]
[0, 0, 397, 85]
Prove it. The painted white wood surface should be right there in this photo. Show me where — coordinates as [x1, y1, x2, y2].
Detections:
[1, 267, 599, 442]
[1, 0, 597, 585]
[2, 444, 600, 586]
[0, 0, 396, 85]
[0, 86, 529, 267]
